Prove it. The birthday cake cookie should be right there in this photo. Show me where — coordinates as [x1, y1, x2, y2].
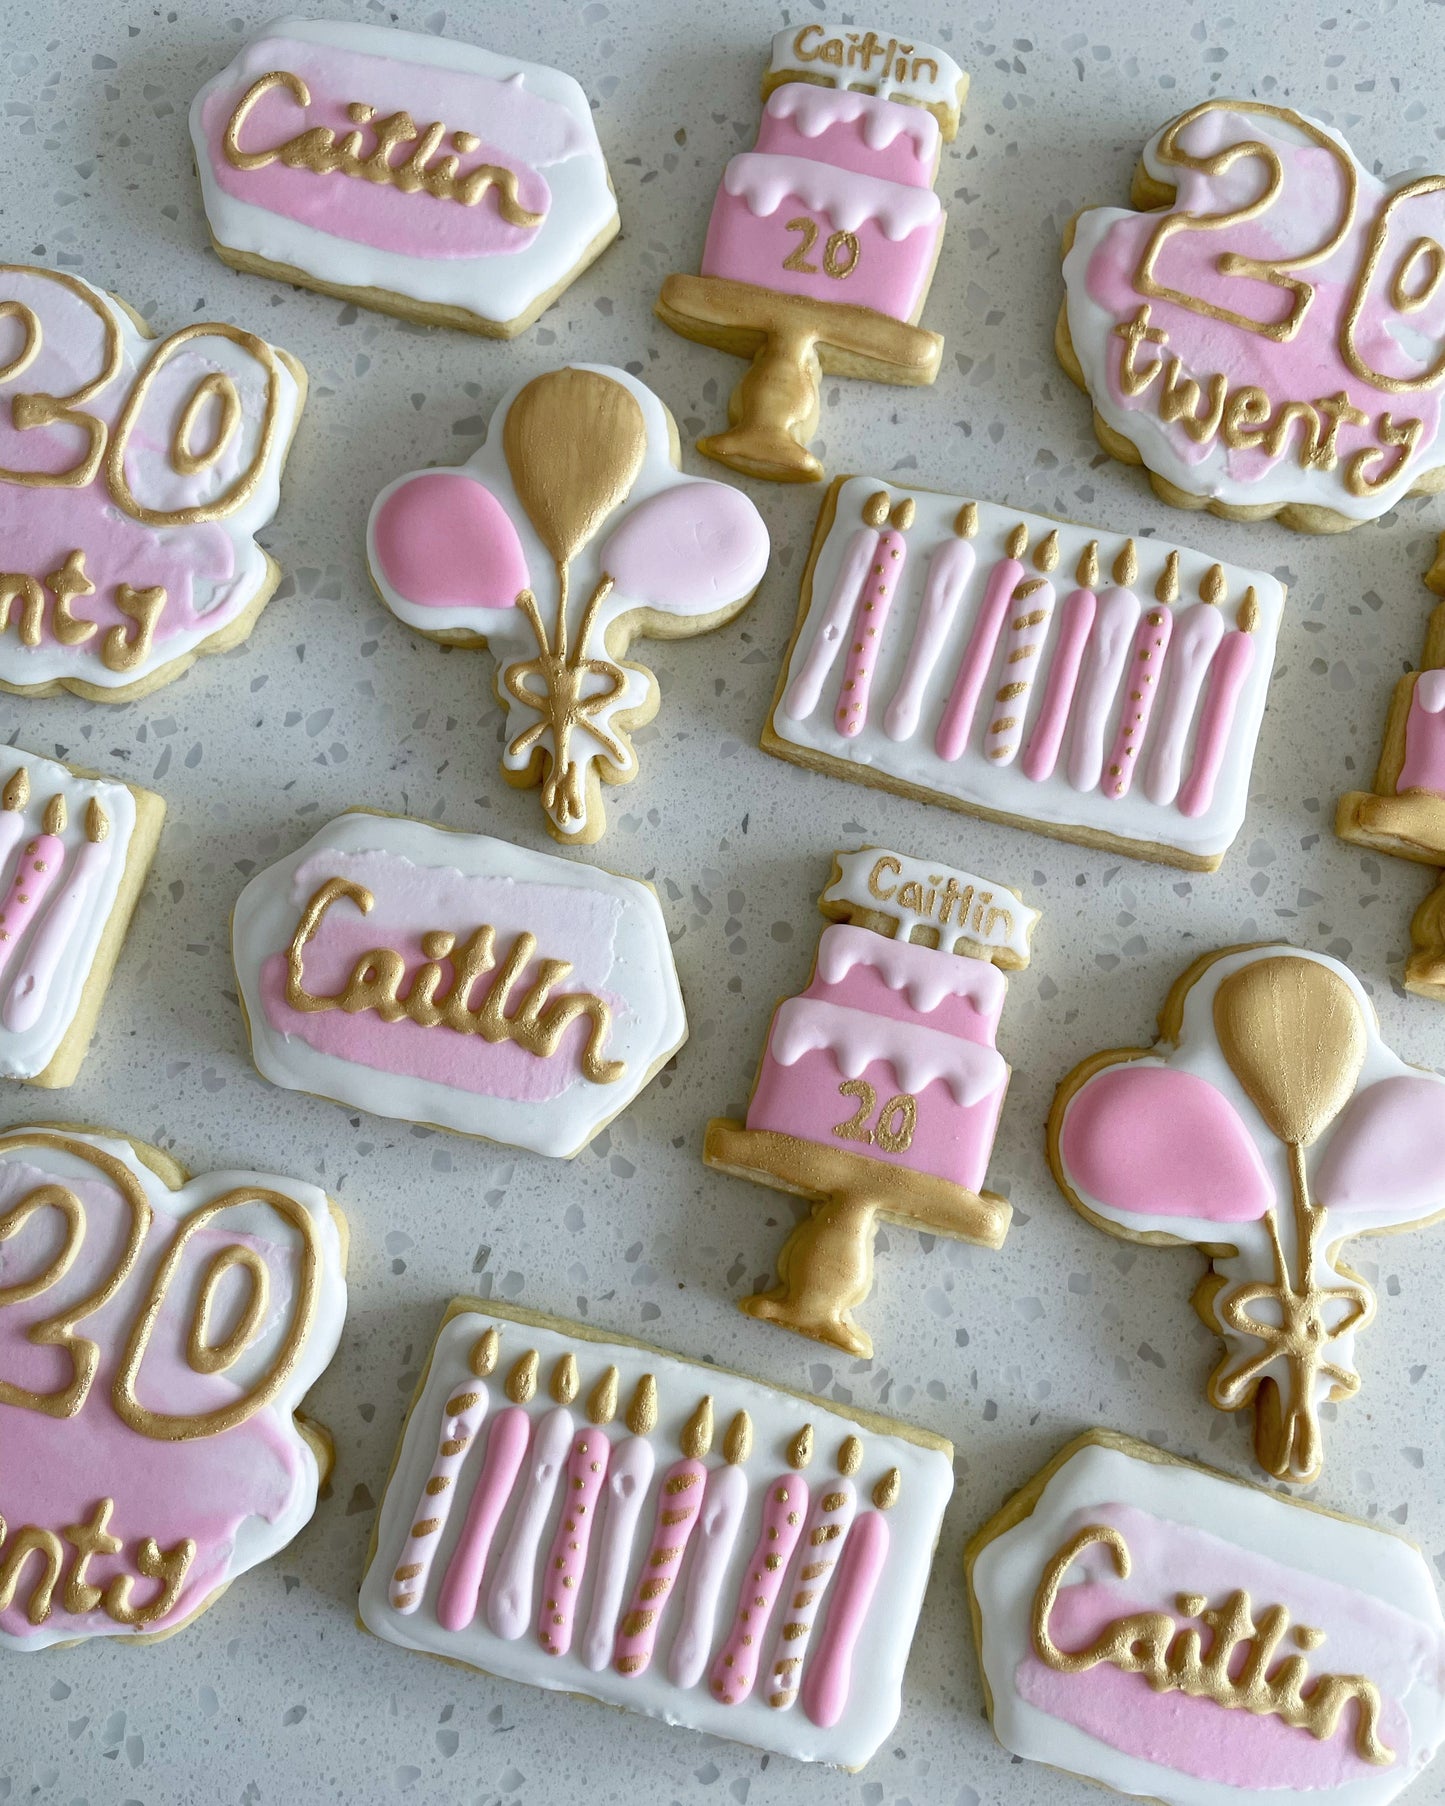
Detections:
[231, 810, 687, 1158]
[765, 477, 1286, 871]
[1049, 944, 1445, 1484]
[966, 1431, 1445, 1806]
[367, 364, 769, 844]
[191, 18, 619, 337]
[705, 846, 1037, 1356]
[1059, 100, 1445, 531]
[0, 263, 304, 700]
[0, 1125, 347, 1650]
[657, 26, 965, 482]
[0, 749, 164, 1088]
[359, 1298, 953, 1770]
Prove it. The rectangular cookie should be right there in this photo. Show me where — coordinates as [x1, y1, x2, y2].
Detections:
[359, 1298, 953, 1769]
[0, 749, 164, 1087]
[764, 476, 1287, 870]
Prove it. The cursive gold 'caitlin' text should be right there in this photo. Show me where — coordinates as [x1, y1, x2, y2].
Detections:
[1031, 1523, 1393, 1764]
[223, 71, 545, 225]
[284, 876, 623, 1083]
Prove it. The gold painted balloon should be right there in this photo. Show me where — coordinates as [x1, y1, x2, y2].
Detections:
[502, 369, 647, 568]
[1213, 954, 1365, 1148]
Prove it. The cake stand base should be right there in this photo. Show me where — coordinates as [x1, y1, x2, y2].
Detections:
[704, 1119, 1011, 1357]
[656, 275, 943, 483]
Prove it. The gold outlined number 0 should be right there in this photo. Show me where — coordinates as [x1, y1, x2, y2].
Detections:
[832, 1078, 918, 1153]
[783, 217, 862, 280]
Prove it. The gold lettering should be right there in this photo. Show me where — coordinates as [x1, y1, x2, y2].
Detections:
[61, 1498, 122, 1614]
[867, 854, 900, 902]
[47, 549, 96, 645]
[1113, 306, 1166, 397]
[792, 23, 825, 61]
[101, 583, 166, 673]
[0, 574, 45, 646]
[0, 1520, 64, 1624]
[1221, 385, 1272, 448]
[102, 1537, 195, 1627]
[1347, 412, 1424, 495]
[1158, 358, 1228, 444]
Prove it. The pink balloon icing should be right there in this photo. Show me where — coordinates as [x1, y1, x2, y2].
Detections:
[1061, 1063, 1276, 1224]
[598, 482, 768, 615]
[1315, 1074, 1445, 1217]
[372, 473, 528, 611]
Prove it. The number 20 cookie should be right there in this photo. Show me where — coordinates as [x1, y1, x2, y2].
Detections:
[0, 263, 305, 699]
[1060, 100, 1445, 531]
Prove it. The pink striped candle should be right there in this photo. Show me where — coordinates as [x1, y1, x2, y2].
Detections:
[4, 797, 116, 1034]
[799, 1468, 899, 1729]
[538, 1365, 618, 1657]
[883, 503, 977, 742]
[781, 492, 890, 721]
[983, 573, 1057, 766]
[765, 1436, 861, 1710]
[935, 522, 1030, 761]
[614, 1397, 714, 1678]
[1020, 544, 1099, 783]
[0, 794, 66, 980]
[1102, 597, 1174, 800]
[434, 1350, 537, 1633]
[1178, 588, 1260, 818]
[834, 510, 912, 738]
[710, 1425, 813, 1706]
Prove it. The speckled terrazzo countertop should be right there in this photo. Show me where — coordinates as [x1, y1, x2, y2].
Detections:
[4, 2, 1445, 1803]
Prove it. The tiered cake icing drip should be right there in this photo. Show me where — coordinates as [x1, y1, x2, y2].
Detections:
[746, 921, 1008, 1188]
[702, 85, 944, 324]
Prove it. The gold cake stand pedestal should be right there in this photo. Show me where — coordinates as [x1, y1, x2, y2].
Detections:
[704, 1120, 1011, 1358]
[657, 275, 943, 484]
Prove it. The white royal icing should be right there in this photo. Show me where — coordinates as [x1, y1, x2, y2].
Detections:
[821, 846, 1040, 963]
[767, 24, 965, 115]
[815, 923, 1008, 1016]
[359, 1302, 954, 1768]
[190, 17, 618, 328]
[764, 86, 941, 161]
[721, 154, 942, 239]
[769, 997, 1007, 1105]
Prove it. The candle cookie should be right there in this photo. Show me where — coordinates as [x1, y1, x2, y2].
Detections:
[0, 749, 163, 1087]
[231, 809, 686, 1158]
[966, 1430, 1445, 1805]
[1338, 532, 1445, 998]
[359, 1298, 952, 1770]
[0, 1124, 347, 1650]
[705, 846, 1036, 1357]
[191, 18, 618, 338]
[766, 477, 1286, 871]
[1059, 100, 1445, 531]
[1048, 944, 1445, 1485]
[366, 364, 770, 844]
[0, 263, 304, 699]
[656, 25, 965, 482]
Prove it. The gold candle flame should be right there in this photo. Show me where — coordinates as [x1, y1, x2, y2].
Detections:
[587, 1364, 619, 1425]
[626, 1373, 658, 1436]
[468, 1326, 500, 1378]
[505, 1349, 538, 1404]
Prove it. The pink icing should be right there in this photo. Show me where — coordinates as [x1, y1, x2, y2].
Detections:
[434, 1404, 531, 1633]
[371, 474, 528, 612]
[613, 1454, 708, 1677]
[597, 481, 770, 615]
[834, 526, 908, 737]
[710, 1470, 810, 1704]
[1398, 668, 1445, 792]
[1068, 586, 1141, 794]
[800, 1508, 889, 1728]
[0, 1162, 311, 1642]
[1015, 1501, 1425, 1787]
[389, 1371, 493, 1614]
[813, 924, 1007, 1037]
[755, 87, 939, 188]
[1315, 1074, 1445, 1217]
[580, 1433, 655, 1672]
[1060, 1063, 1276, 1225]
[538, 1424, 610, 1656]
[198, 40, 584, 260]
[1178, 630, 1255, 818]
[1142, 601, 1226, 808]
[884, 533, 975, 741]
[783, 526, 880, 720]
[0, 831, 61, 980]
[935, 554, 1026, 762]
[984, 576, 1057, 767]
[765, 998, 1006, 1106]
[1020, 586, 1096, 784]
[1102, 606, 1172, 800]
[487, 1403, 573, 1640]
[765, 1473, 856, 1708]
[3, 836, 114, 1034]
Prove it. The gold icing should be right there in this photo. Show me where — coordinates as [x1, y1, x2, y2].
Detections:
[723, 1410, 753, 1465]
[550, 1351, 579, 1406]
[48, 549, 96, 645]
[626, 1373, 658, 1436]
[505, 1350, 539, 1405]
[680, 1395, 714, 1459]
[1005, 522, 1029, 560]
[587, 1364, 619, 1425]
[171, 371, 242, 478]
[955, 501, 978, 537]
[469, 1326, 500, 1379]
[1034, 529, 1060, 573]
[872, 1467, 901, 1510]
[1, 768, 27, 812]
[186, 1243, 270, 1375]
[1112, 540, 1138, 587]
[102, 584, 167, 673]
[837, 1434, 863, 1477]
[1076, 541, 1100, 589]
[1156, 550, 1180, 604]
[788, 1424, 814, 1470]
[0, 265, 122, 489]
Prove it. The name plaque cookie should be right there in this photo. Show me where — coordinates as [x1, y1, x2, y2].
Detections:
[231, 811, 687, 1158]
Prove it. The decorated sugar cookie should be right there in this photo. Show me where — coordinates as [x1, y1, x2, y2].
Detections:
[191, 18, 619, 337]
[657, 26, 965, 482]
[0, 749, 164, 1087]
[367, 365, 770, 843]
[1049, 945, 1445, 1484]
[765, 477, 1286, 871]
[231, 810, 687, 1157]
[1338, 532, 1445, 998]
[359, 1298, 952, 1769]
[1060, 100, 1445, 531]
[966, 1430, 1445, 1805]
[705, 846, 1036, 1357]
[0, 1125, 347, 1650]
[0, 262, 304, 700]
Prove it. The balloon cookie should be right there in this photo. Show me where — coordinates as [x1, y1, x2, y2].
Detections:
[1049, 944, 1445, 1484]
[367, 365, 770, 843]
[0, 1125, 347, 1650]
[1338, 532, 1445, 997]
[0, 262, 304, 700]
[657, 25, 966, 481]
[967, 1430, 1445, 1806]
[359, 1297, 952, 1769]
[705, 846, 1037, 1356]
[1060, 100, 1445, 531]
[191, 18, 619, 337]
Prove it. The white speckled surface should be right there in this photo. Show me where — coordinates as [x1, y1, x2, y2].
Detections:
[3, 3, 1445, 1803]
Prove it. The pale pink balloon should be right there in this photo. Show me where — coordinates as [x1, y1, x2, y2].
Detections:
[372, 472, 528, 611]
[1061, 1063, 1276, 1224]
[1315, 1074, 1445, 1217]
[599, 481, 769, 615]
